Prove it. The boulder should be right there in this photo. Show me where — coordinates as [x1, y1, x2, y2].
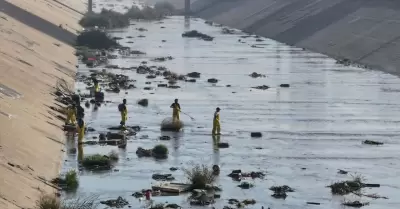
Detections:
[217, 142, 229, 148]
[280, 84, 290, 87]
[187, 72, 201, 78]
[138, 99, 149, 107]
[250, 132, 262, 137]
[207, 78, 218, 83]
[107, 132, 125, 140]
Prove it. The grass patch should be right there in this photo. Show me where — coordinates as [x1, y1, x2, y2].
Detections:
[36, 195, 60, 209]
[109, 150, 119, 161]
[152, 144, 168, 159]
[184, 164, 216, 190]
[329, 174, 364, 195]
[81, 154, 112, 170]
[36, 194, 98, 209]
[65, 170, 79, 190]
[79, 9, 129, 28]
[79, 2, 176, 29]
[51, 170, 79, 191]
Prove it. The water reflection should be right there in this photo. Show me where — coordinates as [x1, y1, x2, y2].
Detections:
[212, 135, 220, 166]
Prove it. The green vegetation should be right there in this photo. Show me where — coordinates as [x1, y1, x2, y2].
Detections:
[329, 175, 364, 195]
[36, 194, 98, 209]
[152, 144, 169, 159]
[184, 164, 216, 189]
[78, 2, 177, 29]
[76, 31, 119, 49]
[64, 170, 79, 190]
[81, 154, 112, 170]
[108, 150, 119, 161]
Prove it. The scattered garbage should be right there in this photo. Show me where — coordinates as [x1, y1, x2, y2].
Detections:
[363, 140, 383, 145]
[252, 85, 269, 90]
[182, 30, 214, 41]
[342, 201, 369, 207]
[152, 173, 175, 181]
[100, 196, 129, 208]
[207, 78, 218, 83]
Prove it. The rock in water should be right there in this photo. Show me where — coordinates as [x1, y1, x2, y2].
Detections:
[207, 78, 218, 83]
[160, 117, 184, 132]
[251, 132, 262, 137]
[138, 99, 149, 107]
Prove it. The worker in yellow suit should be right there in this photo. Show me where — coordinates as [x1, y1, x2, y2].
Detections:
[118, 99, 128, 128]
[94, 79, 100, 93]
[170, 99, 181, 122]
[65, 104, 77, 125]
[77, 118, 85, 144]
[212, 107, 221, 135]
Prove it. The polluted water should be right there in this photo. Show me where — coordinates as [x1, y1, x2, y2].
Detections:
[61, 1, 400, 209]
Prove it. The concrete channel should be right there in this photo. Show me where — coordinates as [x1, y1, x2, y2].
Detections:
[61, 0, 400, 209]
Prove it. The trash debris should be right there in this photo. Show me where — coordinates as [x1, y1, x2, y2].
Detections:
[152, 173, 175, 181]
[100, 196, 129, 208]
[207, 78, 218, 83]
[237, 182, 254, 189]
[182, 30, 214, 41]
[363, 140, 383, 145]
[187, 72, 201, 78]
[252, 85, 269, 90]
[250, 132, 262, 137]
[342, 201, 369, 207]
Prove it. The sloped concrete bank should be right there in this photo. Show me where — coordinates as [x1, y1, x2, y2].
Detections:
[0, 0, 83, 208]
[159, 0, 400, 75]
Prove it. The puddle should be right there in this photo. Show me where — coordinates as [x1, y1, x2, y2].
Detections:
[61, 1, 400, 209]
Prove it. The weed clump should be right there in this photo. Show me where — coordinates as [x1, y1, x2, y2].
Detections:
[36, 194, 98, 209]
[79, 9, 129, 28]
[184, 164, 216, 190]
[36, 195, 60, 209]
[329, 175, 364, 195]
[51, 170, 79, 191]
[108, 150, 119, 161]
[76, 30, 119, 49]
[152, 144, 168, 159]
[81, 154, 112, 170]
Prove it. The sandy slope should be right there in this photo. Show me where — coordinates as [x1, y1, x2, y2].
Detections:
[0, 1, 83, 208]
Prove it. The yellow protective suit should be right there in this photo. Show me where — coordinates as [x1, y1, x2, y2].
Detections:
[172, 105, 180, 122]
[212, 112, 220, 135]
[120, 106, 128, 127]
[78, 144, 84, 162]
[77, 120, 85, 143]
[94, 83, 100, 93]
[65, 107, 76, 125]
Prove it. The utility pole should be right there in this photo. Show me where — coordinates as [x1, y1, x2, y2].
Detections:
[88, 0, 93, 14]
[185, 0, 191, 16]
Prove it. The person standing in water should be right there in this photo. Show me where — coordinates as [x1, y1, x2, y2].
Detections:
[65, 104, 77, 125]
[170, 99, 181, 122]
[77, 117, 85, 144]
[118, 99, 128, 128]
[212, 107, 221, 135]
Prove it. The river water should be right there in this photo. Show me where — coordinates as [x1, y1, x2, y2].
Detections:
[62, 0, 400, 209]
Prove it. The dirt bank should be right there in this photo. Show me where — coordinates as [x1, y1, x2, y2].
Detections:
[0, 0, 83, 208]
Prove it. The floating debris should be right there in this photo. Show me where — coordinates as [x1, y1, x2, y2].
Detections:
[252, 85, 269, 90]
[207, 78, 218, 83]
[363, 140, 383, 145]
[182, 30, 214, 41]
[250, 132, 262, 137]
[249, 72, 265, 78]
[237, 182, 254, 189]
[152, 173, 175, 181]
[342, 201, 369, 208]
[100, 196, 129, 208]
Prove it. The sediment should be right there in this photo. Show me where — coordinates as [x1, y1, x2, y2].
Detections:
[0, 0, 83, 208]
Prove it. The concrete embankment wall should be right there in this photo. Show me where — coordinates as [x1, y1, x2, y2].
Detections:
[159, 0, 400, 75]
[0, 0, 83, 208]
